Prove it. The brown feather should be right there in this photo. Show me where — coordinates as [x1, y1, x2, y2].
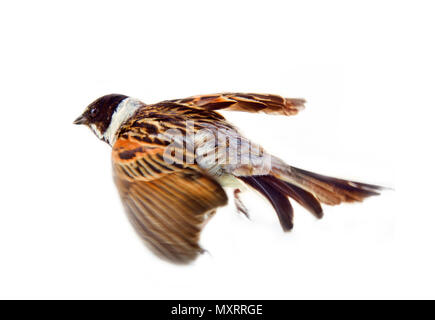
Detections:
[112, 140, 228, 264]
[274, 166, 383, 205]
[168, 92, 305, 116]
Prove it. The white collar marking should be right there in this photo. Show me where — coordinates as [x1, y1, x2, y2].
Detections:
[104, 97, 142, 146]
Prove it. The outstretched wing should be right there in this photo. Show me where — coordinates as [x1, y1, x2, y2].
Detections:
[112, 137, 228, 264]
[167, 92, 305, 116]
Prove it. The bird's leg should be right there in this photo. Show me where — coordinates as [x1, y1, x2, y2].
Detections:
[234, 188, 250, 219]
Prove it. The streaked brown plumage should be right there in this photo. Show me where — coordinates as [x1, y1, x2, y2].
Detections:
[74, 92, 383, 264]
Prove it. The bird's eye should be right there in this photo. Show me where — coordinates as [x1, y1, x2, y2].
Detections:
[90, 108, 98, 118]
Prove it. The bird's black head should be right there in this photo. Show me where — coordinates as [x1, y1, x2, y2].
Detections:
[74, 94, 128, 136]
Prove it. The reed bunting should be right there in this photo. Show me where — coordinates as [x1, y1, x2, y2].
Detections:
[74, 93, 383, 263]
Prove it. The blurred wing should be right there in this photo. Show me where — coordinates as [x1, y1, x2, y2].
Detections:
[168, 92, 306, 116]
[112, 137, 228, 264]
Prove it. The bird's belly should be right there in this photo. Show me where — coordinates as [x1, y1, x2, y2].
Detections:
[214, 174, 246, 189]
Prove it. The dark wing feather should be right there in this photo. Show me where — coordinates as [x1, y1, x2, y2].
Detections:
[112, 137, 228, 264]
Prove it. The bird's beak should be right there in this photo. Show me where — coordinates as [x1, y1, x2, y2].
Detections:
[73, 115, 87, 125]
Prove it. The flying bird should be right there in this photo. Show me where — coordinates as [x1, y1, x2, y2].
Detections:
[74, 93, 383, 263]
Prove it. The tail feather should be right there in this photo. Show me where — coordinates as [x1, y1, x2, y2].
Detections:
[239, 176, 294, 231]
[238, 166, 384, 231]
[282, 182, 324, 218]
[275, 166, 383, 205]
[260, 175, 324, 219]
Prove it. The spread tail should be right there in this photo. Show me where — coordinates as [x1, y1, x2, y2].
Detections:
[278, 166, 383, 205]
[239, 166, 383, 231]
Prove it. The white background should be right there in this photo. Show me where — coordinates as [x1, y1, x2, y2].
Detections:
[0, 1, 433, 299]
